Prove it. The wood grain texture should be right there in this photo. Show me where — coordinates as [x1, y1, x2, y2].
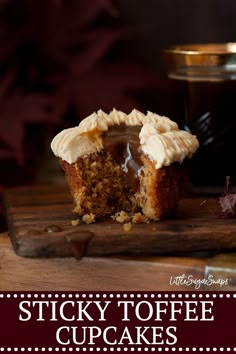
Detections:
[0, 232, 208, 291]
[4, 184, 236, 258]
[1, 232, 236, 291]
[205, 253, 236, 290]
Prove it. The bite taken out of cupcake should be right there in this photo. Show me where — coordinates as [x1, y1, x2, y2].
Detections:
[51, 109, 199, 222]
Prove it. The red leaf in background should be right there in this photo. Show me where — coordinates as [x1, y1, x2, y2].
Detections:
[26, 0, 119, 64]
[0, 91, 62, 163]
[0, 67, 14, 97]
[0, 28, 30, 62]
[0, 0, 160, 165]
[69, 27, 132, 75]
[218, 176, 236, 218]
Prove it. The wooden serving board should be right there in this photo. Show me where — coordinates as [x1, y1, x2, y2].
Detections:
[4, 184, 236, 258]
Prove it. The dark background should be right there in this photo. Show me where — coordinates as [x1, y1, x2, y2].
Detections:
[1, 0, 236, 230]
[115, 0, 236, 70]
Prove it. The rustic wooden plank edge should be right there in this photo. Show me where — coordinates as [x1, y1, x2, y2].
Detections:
[7, 220, 236, 259]
[4, 185, 236, 259]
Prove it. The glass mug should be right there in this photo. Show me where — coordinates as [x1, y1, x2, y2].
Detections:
[163, 43, 236, 189]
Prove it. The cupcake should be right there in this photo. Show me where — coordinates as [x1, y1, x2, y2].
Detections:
[51, 109, 199, 221]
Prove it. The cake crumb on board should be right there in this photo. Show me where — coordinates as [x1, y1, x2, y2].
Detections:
[82, 213, 95, 224]
[71, 219, 80, 227]
[111, 211, 131, 223]
[132, 212, 150, 224]
[123, 222, 132, 232]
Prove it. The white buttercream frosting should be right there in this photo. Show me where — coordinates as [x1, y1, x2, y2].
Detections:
[51, 109, 199, 168]
[51, 127, 103, 164]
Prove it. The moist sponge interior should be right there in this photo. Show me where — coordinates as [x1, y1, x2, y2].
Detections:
[61, 150, 136, 218]
[60, 149, 180, 221]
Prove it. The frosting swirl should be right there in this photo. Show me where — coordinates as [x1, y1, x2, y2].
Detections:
[51, 109, 199, 168]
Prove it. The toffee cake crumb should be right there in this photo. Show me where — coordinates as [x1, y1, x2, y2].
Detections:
[132, 212, 150, 224]
[71, 219, 80, 226]
[111, 211, 131, 223]
[123, 222, 132, 232]
[82, 213, 95, 224]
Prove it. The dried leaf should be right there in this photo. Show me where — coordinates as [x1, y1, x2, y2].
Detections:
[218, 176, 236, 218]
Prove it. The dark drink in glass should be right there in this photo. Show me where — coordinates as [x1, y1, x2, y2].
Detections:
[163, 43, 236, 188]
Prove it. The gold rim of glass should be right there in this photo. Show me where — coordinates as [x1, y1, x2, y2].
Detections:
[164, 43, 236, 55]
[163, 43, 236, 69]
